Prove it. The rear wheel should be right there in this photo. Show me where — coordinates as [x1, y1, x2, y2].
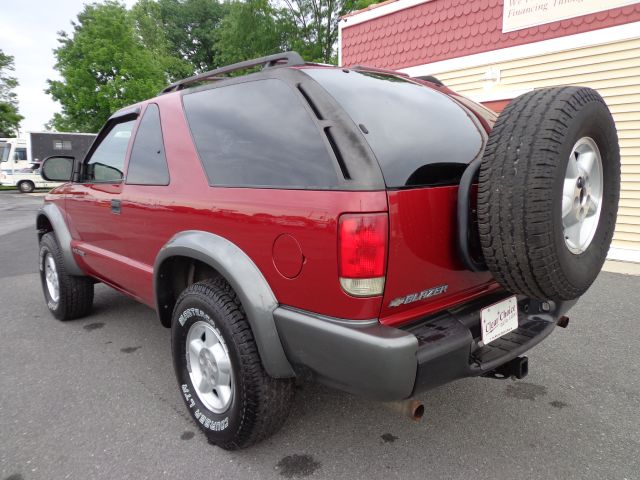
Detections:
[171, 278, 294, 449]
[18, 181, 35, 193]
[478, 87, 620, 300]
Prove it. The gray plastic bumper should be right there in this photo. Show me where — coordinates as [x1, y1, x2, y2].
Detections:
[273, 306, 418, 401]
[274, 295, 575, 402]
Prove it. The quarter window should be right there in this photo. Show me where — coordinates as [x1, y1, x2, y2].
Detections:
[126, 104, 169, 185]
[84, 120, 136, 183]
[183, 79, 337, 188]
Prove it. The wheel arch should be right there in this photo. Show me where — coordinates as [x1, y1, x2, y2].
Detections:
[37, 203, 85, 276]
[154, 230, 295, 378]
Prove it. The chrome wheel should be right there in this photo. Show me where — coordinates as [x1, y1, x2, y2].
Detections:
[186, 320, 233, 413]
[44, 253, 60, 303]
[562, 137, 603, 254]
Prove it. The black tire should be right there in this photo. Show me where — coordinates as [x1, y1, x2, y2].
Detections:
[39, 232, 94, 320]
[478, 87, 620, 300]
[19, 181, 35, 193]
[171, 278, 294, 450]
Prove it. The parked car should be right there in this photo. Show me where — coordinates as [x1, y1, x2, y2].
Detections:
[37, 52, 620, 450]
[0, 163, 63, 192]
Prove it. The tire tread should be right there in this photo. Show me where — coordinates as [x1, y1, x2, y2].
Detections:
[174, 278, 294, 450]
[478, 87, 618, 299]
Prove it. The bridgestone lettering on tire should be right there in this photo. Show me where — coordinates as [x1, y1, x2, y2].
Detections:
[39, 232, 94, 320]
[171, 278, 294, 450]
[478, 87, 620, 300]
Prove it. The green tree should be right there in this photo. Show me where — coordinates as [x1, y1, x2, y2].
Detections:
[133, 0, 228, 74]
[134, 0, 386, 73]
[216, 0, 293, 66]
[0, 50, 23, 137]
[281, 0, 338, 63]
[281, 0, 386, 63]
[47, 1, 167, 132]
[132, 0, 193, 80]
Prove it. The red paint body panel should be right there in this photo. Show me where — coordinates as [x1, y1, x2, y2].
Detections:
[379, 187, 498, 326]
[44, 72, 502, 327]
[48, 92, 388, 320]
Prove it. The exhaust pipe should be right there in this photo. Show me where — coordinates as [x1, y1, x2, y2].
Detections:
[383, 399, 425, 421]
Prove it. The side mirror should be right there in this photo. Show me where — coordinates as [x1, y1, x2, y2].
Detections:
[41, 155, 75, 182]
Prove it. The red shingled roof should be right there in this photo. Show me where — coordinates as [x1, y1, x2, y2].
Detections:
[341, 0, 640, 69]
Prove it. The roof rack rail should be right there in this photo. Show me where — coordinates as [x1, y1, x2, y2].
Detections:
[348, 65, 409, 77]
[415, 75, 445, 87]
[161, 51, 306, 94]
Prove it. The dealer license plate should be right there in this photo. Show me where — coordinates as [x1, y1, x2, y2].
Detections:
[480, 296, 518, 345]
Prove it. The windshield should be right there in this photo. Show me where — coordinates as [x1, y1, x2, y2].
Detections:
[0, 142, 10, 162]
[304, 68, 483, 188]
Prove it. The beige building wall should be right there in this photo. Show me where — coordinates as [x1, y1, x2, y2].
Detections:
[425, 37, 640, 258]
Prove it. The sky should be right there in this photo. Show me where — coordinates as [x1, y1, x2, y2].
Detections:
[1, 0, 137, 134]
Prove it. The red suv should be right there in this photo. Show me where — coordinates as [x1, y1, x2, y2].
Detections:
[38, 52, 620, 449]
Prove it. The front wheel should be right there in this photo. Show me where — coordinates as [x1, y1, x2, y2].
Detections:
[171, 278, 294, 450]
[39, 232, 94, 320]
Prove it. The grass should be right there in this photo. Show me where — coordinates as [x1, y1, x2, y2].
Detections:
[0, 186, 48, 192]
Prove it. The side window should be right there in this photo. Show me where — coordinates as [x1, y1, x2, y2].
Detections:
[84, 120, 136, 183]
[126, 104, 169, 185]
[14, 148, 27, 161]
[183, 79, 338, 188]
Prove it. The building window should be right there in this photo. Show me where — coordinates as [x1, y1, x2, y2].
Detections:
[53, 140, 72, 150]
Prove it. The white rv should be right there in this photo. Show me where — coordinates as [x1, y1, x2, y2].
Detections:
[0, 132, 96, 192]
[0, 137, 29, 173]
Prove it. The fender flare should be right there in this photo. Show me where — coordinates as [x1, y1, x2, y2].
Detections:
[154, 230, 295, 378]
[37, 203, 85, 276]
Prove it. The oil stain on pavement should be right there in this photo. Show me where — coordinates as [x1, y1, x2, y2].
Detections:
[276, 454, 320, 478]
[120, 346, 141, 353]
[180, 431, 195, 440]
[505, 382, 547, 401]
[3, 474, 24, 480]
[381, 433, 399, 443]
[549, 400, 569, 409]
[83, 322, 104, 331]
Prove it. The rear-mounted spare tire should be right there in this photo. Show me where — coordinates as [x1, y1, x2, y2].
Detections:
[478, 87, 620, 300]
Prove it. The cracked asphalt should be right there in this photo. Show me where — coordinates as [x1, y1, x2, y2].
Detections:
[0, 192, 639, 480]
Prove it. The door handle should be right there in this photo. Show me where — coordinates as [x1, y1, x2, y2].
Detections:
[111, 199, 121, 214]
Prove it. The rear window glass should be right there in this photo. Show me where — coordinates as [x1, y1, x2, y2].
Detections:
[182, 79, 338, 189]
[304, 69, 483, 188]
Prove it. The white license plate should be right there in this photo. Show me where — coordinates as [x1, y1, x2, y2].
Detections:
[480, 296, 518, 345]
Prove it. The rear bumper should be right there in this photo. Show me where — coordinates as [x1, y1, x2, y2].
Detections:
[273, 293, 576, 401]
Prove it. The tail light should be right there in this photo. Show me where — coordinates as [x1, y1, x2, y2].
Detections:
[338, 213, 388, 297]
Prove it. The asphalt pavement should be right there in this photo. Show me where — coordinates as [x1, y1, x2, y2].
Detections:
[0, 191, 639, 480]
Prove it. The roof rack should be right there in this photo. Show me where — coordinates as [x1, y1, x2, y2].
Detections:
[349, 65, 410, 77]
[161, 51, 306, 94]
[415, 75, 445, 87]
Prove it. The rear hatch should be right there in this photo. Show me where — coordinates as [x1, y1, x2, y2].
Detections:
[304, 68, 499, 326]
